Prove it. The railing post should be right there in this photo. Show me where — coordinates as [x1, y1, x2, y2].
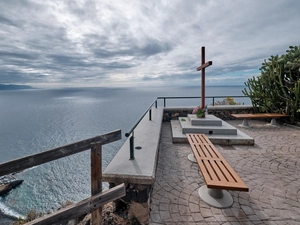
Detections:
[164, 98, 166, 107]
[149, 108, 152, 121]
[213, 97, 215, 106]
[91, 142, 103, 225]
[129, 132, 135, 160]
[155, 100, 157, 108]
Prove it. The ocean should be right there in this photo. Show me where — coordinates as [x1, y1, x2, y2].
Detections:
[0, 86, 250, 224]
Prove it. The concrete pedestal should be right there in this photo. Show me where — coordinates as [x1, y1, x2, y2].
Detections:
[198, 186, 233, 209]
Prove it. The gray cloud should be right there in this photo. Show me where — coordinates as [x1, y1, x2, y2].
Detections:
[0, 0, 299, 87]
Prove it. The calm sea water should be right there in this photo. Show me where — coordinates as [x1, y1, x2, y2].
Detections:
[0, 86, 249, 223]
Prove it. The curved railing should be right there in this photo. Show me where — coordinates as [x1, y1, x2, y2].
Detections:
[125, 95, 248, 159]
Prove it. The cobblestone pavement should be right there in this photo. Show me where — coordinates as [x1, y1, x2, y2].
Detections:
[149, 120, 300, 225]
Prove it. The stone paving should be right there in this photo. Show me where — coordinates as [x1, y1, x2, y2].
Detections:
[149, 120, 300, 225]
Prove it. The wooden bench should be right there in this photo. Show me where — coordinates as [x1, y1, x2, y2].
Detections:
[186, 133, 248, 208]
[231, 113, 289, 127]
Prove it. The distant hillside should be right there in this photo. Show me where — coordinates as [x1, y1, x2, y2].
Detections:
[0, 84, 33, 90]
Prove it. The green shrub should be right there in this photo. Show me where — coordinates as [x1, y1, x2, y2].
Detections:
[243, 46, 300, 125]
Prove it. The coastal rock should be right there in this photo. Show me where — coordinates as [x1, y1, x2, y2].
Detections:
[0, 179, 23, 196]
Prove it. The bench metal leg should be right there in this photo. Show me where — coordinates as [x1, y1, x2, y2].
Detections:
[238, 119, 250, 128]
[187, 154, 197, 163]
[198, 186, 233, 209]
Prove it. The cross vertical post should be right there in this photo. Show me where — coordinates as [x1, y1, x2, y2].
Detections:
[201, 47, 206, 109]
[197, 46, 212, 109]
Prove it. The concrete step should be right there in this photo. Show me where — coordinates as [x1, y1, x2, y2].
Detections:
[188, 114, 223, 126]
[171, 120, 254, 145]
[180, 116, 237, 135]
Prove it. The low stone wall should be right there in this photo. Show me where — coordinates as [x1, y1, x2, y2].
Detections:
[163, 107, 194, 122]
[163, 105, 254, 121]
[207, 105, 254, 120]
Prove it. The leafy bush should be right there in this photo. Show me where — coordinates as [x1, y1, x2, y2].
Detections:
[243, 46, 300, 125]
[214, 97, 241, 105]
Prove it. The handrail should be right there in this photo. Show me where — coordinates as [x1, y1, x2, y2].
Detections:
[0, 130, 125, 225]
[125, 98, 158, 137]
[125, 95, 247, 160]
[0, 130, 122, 176]
[125, 98, 158, 160]
[157, 95, 247, 107]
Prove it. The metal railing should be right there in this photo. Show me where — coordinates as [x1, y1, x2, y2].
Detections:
[125, 95, 248, 159]
[125, 98, 158, 159]
[156, 95, 247, 107]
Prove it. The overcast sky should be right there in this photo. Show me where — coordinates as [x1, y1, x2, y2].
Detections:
[0, 0, 299, 87]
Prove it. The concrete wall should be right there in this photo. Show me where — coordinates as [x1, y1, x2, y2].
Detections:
[163, 105, 254, 121]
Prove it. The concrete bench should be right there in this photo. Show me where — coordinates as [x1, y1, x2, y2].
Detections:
[186, 133, 248, 208]
[102, 107, 164, 224]
[231, 113, 289, 127]
[103, 107, 163, 185]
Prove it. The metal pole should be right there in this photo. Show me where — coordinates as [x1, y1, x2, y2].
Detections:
[149, 108, 152, 121]
[164, 98, 166, 107]
[129, 132, 134, 160]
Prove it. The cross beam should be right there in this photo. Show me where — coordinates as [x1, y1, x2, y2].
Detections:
[197, 61, 212, 71]
[197, 46, 212, 108]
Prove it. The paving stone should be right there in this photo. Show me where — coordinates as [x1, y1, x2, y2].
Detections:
[231, 207, 248, 219]
[170, 213, 182, 222]
[224, 216, 238, 222]
[189, 202, 200, 213]
[214, 214, 227, 222]
[159, 203, 169, 211]
[150, 213, 161, 223]
[191, 212, 204, 221]
[241, 205, 255, 215]
[247, 214, 261, 221]
[149, 121, 300, 225]
[178, 204, 192, 216]
[255, 210, 270, 220]
[200, 208, 214, 218]
[169, 204, 179, 213]
[159, 210, 171, 221]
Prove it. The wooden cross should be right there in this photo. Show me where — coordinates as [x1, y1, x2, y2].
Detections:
[197, 46, 212, 109]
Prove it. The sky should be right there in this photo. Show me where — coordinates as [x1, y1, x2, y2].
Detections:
[0, 0, 299, 88]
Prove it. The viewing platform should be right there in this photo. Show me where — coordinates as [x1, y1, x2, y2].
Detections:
[102, 104, 300, 224]
[149, 119, 300, 224]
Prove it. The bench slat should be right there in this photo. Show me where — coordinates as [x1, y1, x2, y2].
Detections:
[187, 133, 249, 192]
[195, 134, 208, 144]
[211, 159, 237, 183]
[215, 160, 237, 183]
[191, 144, 220, 159]
[198, 159, 217, 183]
[190, 135, 223, 159]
